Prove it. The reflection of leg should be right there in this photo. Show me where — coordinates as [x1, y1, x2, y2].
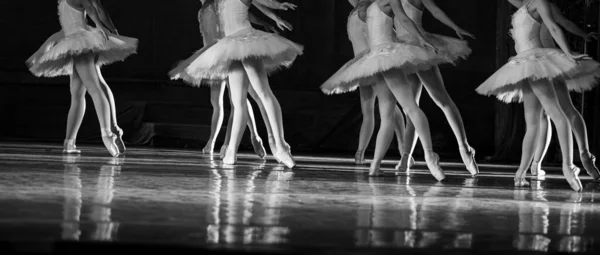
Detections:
[62, 163, 82, 240]
[382, 70, 444, 181]
[529, 79, 580, 191]
[554, 82, 600, 180]
[357, 85, 376, 164]
[91, 165, 118, 241]
[64, 71, 86, 154]
[418, 67, 478, 175]
[223, 62, 250, 165]
[397, 74, 420, 172]
[204, 81, 227, 154]
[368, 82, 396, 176]
[531, 111, 550, 177]
[514, 86, 543, 187]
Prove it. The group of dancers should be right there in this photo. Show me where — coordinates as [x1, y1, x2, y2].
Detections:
[26, 0, 600, 192]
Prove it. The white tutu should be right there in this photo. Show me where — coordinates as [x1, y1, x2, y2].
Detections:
[27, 28, 138, 77]
[184, 28, 303, 80]
[320, 42, 432, 95]
[398, 33, 471, 66]
[564, 59, 600, 92]
[476, 48, 579, 103]
[169, 42, 223, 87]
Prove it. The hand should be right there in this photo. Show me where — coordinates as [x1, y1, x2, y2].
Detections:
[279, 2, 297, 10]
[455, 27, 475, 40]
[113, 29, 120, 36]
[568, 53, 592, 63]
[585, 32, 598, 42]
[276, 18, 293, 31]
[97, 26, 111, 41]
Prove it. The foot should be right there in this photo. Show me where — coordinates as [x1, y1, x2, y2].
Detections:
[274, 148, 295, 168]
[113, 127, 126, 153]
[529, 161, 546, 179]
[563, 165, 583, 192]
[222, 147, 237, 165]
[219, 145, 228, 159]
[201, 143, 214, 154]
[101, 132, 120, 158]
[368, 169, 385, 177]
[580, 152, 600, 181]
[251, 136, 267, 159]
[395, 154, 415, 173]
[425, 152, 445, 181]
[514, 168, 530, 187]
[459, 146, 479, 176]
[355, 150, 365, 165]
[63, 140, 81, 154]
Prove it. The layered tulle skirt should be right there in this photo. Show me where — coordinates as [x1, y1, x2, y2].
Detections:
[169, 42, 223, 87]
[476, 48, 599, 103]
[397, 32, 471, 66]
[27, 28, 138, 77]
[183, 28, 304, 80]
[320, 42, 433, 95]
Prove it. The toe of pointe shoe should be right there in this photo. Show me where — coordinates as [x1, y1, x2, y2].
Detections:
[514, 179, 530, 187]
[219, 146, 228, 159]
[581, 153, 600, 179]
[276, 151, 295, 168]
[565, 167, 583, 192]
[368, 170, 385, 177]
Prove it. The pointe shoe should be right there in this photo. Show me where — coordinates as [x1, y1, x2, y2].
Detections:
[274, 149, 295, 168]
[251, 136, 267, 159]
[514, 169, 530, 187]
[219, 145, 228, 159]
[368, 169, 385, 177]
[355, 150, 365, 165]
[101, 133, 120, 158]
[201, 144, 214, 154]
[113, 127, 126, 153]
[62, 140, 81, 154]
[529, 161, 546, 179]
[425, 153, 445, 181]
[580, 152, 600, 181]
[563, 165, 583, 192]
[459, 146, 479, 177]
[222, 147, 237, 165]
[395, 154, 414, 173]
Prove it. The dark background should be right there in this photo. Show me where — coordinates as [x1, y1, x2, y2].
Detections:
[0, 0, 597, 163]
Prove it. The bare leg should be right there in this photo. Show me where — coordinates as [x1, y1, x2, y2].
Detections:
[514, 85, 544, 187]
[417, 66, 478, 175]
[242, 58, 294, 168]
[203, 81, 227, 154]
[382, 69, 444, 181]
[368, 82, 397, 176]
[397, 73, 421, 172]
[64, 71, 87, 154]
[96, 66, 125, 152]
[554, 81, 600, 180]
[248, 86, 278, 155]
[222, 62, 250, 165]
[356, 85, 376, 164]
[220, 84, 234, 159]
[531, 111, 551, 177]
[392, 105, 406, 155]
[529, 79, 580, 192]
[242, 76, 267, 159]
[73, 55, 119, 157]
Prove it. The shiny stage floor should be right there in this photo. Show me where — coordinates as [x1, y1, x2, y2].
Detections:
[1, 143, 600, 255]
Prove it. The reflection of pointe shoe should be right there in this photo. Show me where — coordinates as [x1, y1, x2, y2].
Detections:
[274, 149, 295, 168]
[219, 145, 227, 159]
[251, 136, 267, 159]
[563, 165, 583, 192]
[355, 150, 365, 165]
[580, 152, 600, 181]
[530, 161, 546, 179]
[425, 153, 445, 181]
[63, 140, 82, 154]
[222, 147, 237, 165]
[101, 133, 120, 157]
[514, 168, 530, 187]
[459, 146, 479, 176]
[113, 127, 126, 153]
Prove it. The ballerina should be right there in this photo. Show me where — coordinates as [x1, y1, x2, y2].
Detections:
[322, 0, 445, 180]
[347, 0, 409, 166]
[27, 0, 137, 157]
[393, 0, 479, 177]
[477, 0, 597, 191]
[171, 0, 291, 159]
[523, 1, 600, 181]
[181, 0, 302, 168]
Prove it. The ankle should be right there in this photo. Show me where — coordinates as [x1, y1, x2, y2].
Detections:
[101, 128, 113, 137]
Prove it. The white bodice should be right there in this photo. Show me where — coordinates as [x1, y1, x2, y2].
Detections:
[219, 0, 253, 36]
[366, 2, 396, 46]
[199, 1, 221, 44]
[59, 0, 88, 36]
[511, 5, 543, 53]
[394, 0, 425, 38]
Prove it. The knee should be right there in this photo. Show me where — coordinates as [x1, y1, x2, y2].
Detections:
[210, 95, 222, 108]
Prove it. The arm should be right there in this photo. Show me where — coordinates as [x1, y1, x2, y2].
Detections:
[536, 0, 575, 56]
[252, 0, 295, 10]
[253, 3, 293, 31]
[249, 13, 277, 33]
[549, 3, 587, 39]
[389, 0, 428, 43]
[421, 0, 474, 39]
[506, 0, 522, 8]
[90, 0, 118, 34]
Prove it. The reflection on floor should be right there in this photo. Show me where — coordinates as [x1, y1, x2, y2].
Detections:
[0, 143, 599, 255]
